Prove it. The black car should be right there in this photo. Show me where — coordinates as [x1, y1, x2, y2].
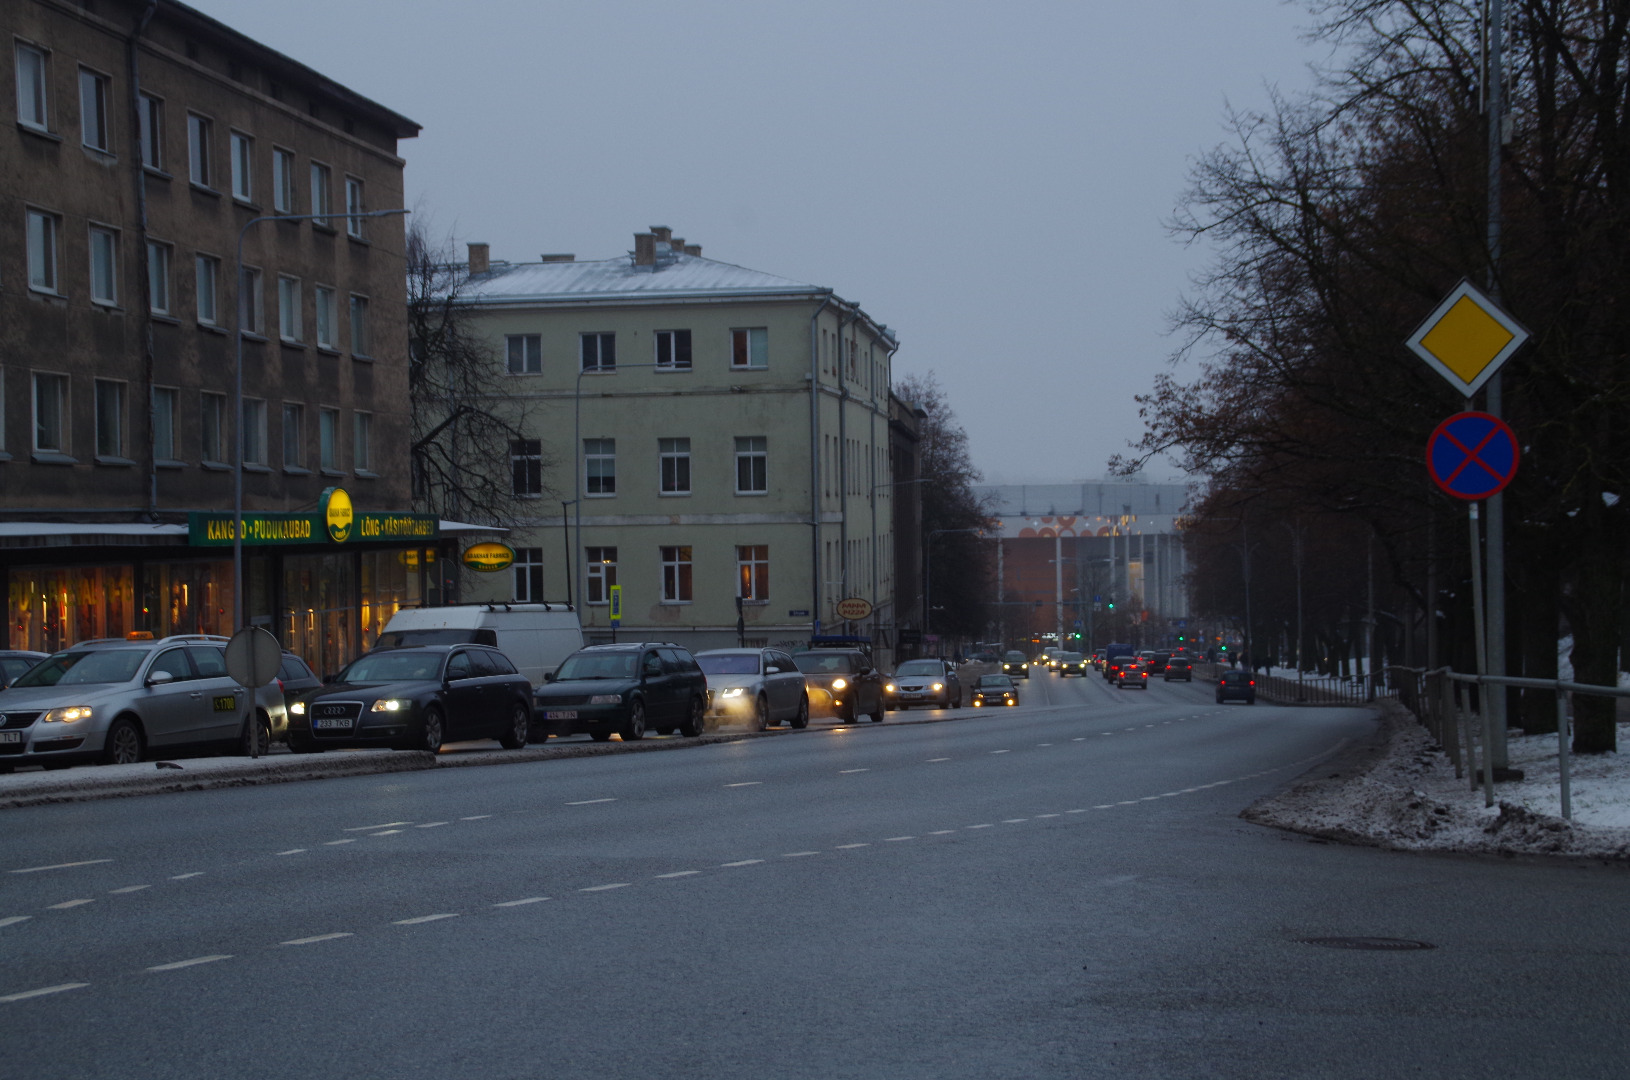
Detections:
[288, 645, 533, 753]
[1216, 670, 1257, 704]
[533, 643, 708, 742]
[1105, 655, 1135, 682]
[1000, 650, 1031, 680]
[971, 674, 1020, 707]
[1163, 657, 1194, 682]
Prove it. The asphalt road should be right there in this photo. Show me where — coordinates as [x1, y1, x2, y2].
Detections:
[3, 670, 1626, 1079]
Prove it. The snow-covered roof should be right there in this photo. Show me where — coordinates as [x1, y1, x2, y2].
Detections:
[460, 253, 828, 306]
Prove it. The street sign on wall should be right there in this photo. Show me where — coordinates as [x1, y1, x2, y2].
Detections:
[1427, 412, 1520, 500]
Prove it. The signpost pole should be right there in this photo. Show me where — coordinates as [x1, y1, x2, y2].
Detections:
[1484, 0, 1511, 771]
[1467, 503, 1495, 807]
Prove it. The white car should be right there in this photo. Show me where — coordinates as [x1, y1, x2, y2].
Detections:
[695, 648, 808, 731]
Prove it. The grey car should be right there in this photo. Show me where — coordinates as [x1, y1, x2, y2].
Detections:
[697, 648, 809, 730]
[887, 658, 962, 710]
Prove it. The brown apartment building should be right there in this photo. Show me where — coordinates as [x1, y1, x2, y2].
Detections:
[2, 0, 444, 674]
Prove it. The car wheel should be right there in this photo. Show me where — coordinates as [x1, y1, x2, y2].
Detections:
[499, 702, 530, 749]
[620, 700, 646, 742]
[421, 707, 445, 754]
[791, 696, 809, 730]
[679, 696, 706, 738]
[101, 716, 144, 766]
[754, 695, 769, 732]
[591, 731, 613, 742]
[870, 697, 885, 723]
[838, 699, 855, 722]
[239, 710, 272, 757]
[1216, 694, 1225, 704]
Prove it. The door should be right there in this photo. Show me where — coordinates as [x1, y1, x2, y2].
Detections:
[187, 646, 245, 745]
[442, 650, 486, 736]
[466, 649, 514, 738]
[767, 653, 800, 719]
[140, 648, 204, 749]
[642, 650, 675, 722]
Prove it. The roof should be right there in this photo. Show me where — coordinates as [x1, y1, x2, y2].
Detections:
[460, 253, 828, 307]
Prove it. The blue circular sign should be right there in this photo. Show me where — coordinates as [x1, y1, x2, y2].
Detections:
[1426, 411, 1519, 500]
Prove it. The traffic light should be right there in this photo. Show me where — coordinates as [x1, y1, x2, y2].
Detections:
[1219, 644, 1229, 652]
[1106, 601, 1116, 611]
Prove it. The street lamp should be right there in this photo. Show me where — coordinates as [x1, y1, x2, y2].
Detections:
[233, 207, 409, 631]
[574, 362, 666, 614]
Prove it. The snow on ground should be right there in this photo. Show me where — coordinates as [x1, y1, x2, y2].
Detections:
[1245, 700, 1630, 860]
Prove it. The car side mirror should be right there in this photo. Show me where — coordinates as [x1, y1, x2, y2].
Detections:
[544, 671, 556, 683]
[146, 670, 174, 686]
[858, 665, 873, 676]
[322, 672, 338, 684]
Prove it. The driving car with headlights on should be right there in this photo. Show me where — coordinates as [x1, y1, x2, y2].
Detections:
[696, 648, 808, 730]
[794, 649, 884, 722]
[1053, 651, 1089, 677]
[1000, 650, 1030, 680]
[886, 657, 961, 710]
[971, 674, 1020, 707]
[532, 643, 708, 742]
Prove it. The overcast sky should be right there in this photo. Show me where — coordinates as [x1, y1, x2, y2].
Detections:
[192, 0, 1323, 485]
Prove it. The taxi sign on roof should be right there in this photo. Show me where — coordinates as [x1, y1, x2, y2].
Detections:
[1405, 280, 1530, 398]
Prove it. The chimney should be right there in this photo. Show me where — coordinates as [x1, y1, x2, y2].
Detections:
[467, 242, 489, 275]
[682, 244, 701, 256]
[633, 232, 656, 266]
[649, 226, 673, 244]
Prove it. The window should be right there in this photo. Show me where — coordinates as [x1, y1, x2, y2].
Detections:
[655, 330, 691, 371]
[278, 276, 302, 342]
[580, 332, 615, 372]
[27, 209, 59, 292]
[243, 399, 267, 465]
[585, 547, 617, 604]
[513, 547, 544, 603]
[661, 546, 693, 603]
[349, 294, 370, 355]
[16, 44, 48, 130]
[152, 387, 177, 460]
[314, 286, 336, 348]
[240, 267, 262, 334]
[229, 131, 252, 201]
[33, 373, 68, 453]
[147, 242, 171, 314]
[196, 255, 219, 324]
[272, 148, 294, 213]
[79, 69, 109, 152]
[659, 437, 691, 495]
[354, 412, 372, 472]
[344, 176, 364, 237]
[310, 162, 330, 226]
[201, 393, 227, 463]
[584, 438, 615, 495]
[282, 403, 304, 467]
[731, 327, 768, 369]
[510, 439, 542, 496]
[89, 227, 118, 305]
[735, 436, 768, 494]
[138, 94, 163, 169]
[506, 334, 541, 374]
[319, 407, 339, 470]
[737, 545, 769, 601]
[94, 380, 124, 458]
[187, 114, 212, 187]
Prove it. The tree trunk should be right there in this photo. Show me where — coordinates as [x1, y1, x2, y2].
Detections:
[1563, 497, 1624, 754]
[1514, 524, 1559, 735]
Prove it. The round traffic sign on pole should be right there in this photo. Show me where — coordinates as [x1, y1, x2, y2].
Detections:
[1426, 411, 1520, 500]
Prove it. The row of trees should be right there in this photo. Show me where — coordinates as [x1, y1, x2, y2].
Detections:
[1119, 0, 1630, 751]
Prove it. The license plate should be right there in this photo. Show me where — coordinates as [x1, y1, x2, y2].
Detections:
[0, 732, 20, 744]
[314, 717, 352, 729]
[212, 695, 238, 712]
[544, 711, 578, 720]
[901, 693, 923, 700]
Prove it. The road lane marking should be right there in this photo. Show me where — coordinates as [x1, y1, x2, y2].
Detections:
[368, 830, 404, 837]
[1139, 796, 1161, 801]
[783, 851, 820, 857]
[1066, 809, 1090, 814]
[1038, 743, 1052, 747]
[170, 872, 204, 880]
[1073, 737, 1087, 741]
[720, 859, 763, 867]
[579, 884, 630, 893]
[836, 843, 869, 849]
[1002, 819, 1028, 824]
[148, 955, 231, 972]
[966, 824, 994, 830]
[276, 849, 306, 856]
[1094, 804, 1116, 809]
[883, 836, 914, 842]
[0, 916, 33, 928]
[1, 983, 88, 1004]
[9, 860, 113, 875]
[394, 913, 460, 924]
[47, 899, 94, 910]
[839, 769, 869, 774]
[725, 782, 762, 787]
[989, 750, 1010, 754]
[494, 897, 551, 906]
[280, 933, 352, 946]
[566, 798, 616, 805]
[416, 822, 450, 828]
[929, 830, 956, 835]
[324, 839, 355, 846]
[927, 758, 950, 762]
[656, 871, 701, 879]
[345, 822, 412, 832]
[460, 815, 493, 821]
[1036, 814, 1061, 819]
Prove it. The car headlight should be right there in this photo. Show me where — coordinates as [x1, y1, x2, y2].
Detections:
[589, 694, 623, 705]
[42, 706, 93, 723]
[931, 683, 943, 691]
[884, 683, 896, 693]
[370, 698, 410, 713]
[289, 701, 306, 715]
[719, 688, 745, 699]
[831, 679, 847, 691]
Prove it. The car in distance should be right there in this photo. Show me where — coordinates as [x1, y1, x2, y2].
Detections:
[1163, 656, 1194, 682]
[1216, 670, 1257, 704]
[795, 649, 884, 722]
[290, 644, 532, 753]
[971, 674, 1020, 707]
[887, 658, 961, 710]
[1053, 651, 1089, 677]
[696, 648, 808, 731]
[533, 643, 708, 742]
[1115, 660, 1150, 689]
[1001, 650, 1031, 680]
[1105, 655, 1136, 682]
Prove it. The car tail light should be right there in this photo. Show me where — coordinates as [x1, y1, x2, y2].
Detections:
[1249, 680, 1256, 686]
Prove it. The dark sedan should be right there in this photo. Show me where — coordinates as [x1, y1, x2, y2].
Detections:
[533, 643, 709, 742]
[1216, 670, 1257, 704]
[288, 645, 532, 753]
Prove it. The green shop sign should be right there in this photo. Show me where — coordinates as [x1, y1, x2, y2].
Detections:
[189, 489, 438, 547]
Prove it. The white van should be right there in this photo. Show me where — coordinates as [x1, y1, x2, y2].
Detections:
[376, 604, 583, 688]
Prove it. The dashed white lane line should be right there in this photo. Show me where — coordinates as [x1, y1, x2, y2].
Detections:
[9, 860, 113, 875]
[579, 884, 630, 893]
[324, 839, 355, 846]
[726, 782, 762, 788]
[460, 815, 493, 821]
[1, 983, 88, 1004]
[839, 769, 869, 774]
[280, 933, 352, 946]
[1094, 804, 1117, 810]
[1001, 819, 1028, 824]
[1038, 743, 1053, 747]
[1036, 814, 1061, 819]
[416, 822, 449, 828]
[720, 859, 763, 867]
[1116, 800, 1138, 806]
[966, 824, 994, 830]
[1066, 809, 1091, 814]
[656, 871, 701, 879]
[836, 843, 869, 849]
[927, 758, 950, 762]
[989, 750, 1010, 755]
[783, 851, 820, 857]
[1073, 737, 1087, 741]
[567, 799, 617, 806]
[345, 822, 411, 832]
[47, 899, 94, 910]
[148, 955, 232, 972]
[369, 830, 404, 837]
[170, 872, 204, 880]
[276, 849, 306, 856]
[883, 836, 915, 842]
[929, 830, 957, 835]
[394, 913, 461, 924]
[494, 897, 551, 906]
[0, 916, 33, 928]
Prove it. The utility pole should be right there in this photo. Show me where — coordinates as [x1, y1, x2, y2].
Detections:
[1054, 532, 1064, 644]
[1484, 0, 1511, 770]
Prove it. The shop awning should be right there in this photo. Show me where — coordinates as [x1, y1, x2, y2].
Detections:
[0, 522, 189, 547]
[438, 520, 510, 535]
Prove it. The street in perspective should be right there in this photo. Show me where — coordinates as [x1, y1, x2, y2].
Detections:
[3, 1, 1629, 1078]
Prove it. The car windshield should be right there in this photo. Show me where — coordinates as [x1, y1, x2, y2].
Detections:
[1004, 652, 1027, 662]
[978, 675, 1013, 688]
[894, 660, 943, 676]
[374, 629, 477, 647]
[12, 649, 147, 687]
[697, 654, 760, 676]
[794, 653, 853, 675]
[1169, 658, 1191, 667]
[1058, 653, 1083, 662]
[341, 652, 444, 683]
[555, 653, 638, 680]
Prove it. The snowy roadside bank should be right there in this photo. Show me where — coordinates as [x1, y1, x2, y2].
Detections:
[1244, 700, 1630, 861]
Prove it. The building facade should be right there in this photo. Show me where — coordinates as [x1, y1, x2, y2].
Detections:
[453, 228, 907, 667]
[2, 0, 436, 674]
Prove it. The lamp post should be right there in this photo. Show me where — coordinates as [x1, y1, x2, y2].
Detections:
[924, 526, 984, 646]
[233, 207, 408, 631]
[559, 499, 577, 608]
[574, 362, 664, 618]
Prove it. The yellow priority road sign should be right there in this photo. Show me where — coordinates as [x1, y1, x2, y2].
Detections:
[1405, 280, 1530, 398]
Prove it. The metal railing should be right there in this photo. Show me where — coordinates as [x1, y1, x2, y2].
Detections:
[1192, 663, 1386, 706]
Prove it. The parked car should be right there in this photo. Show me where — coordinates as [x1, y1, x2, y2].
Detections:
[0, 635, 271, 769]
[275, 652, 324, 714]
[1053, 651, 1090, 677]
[0, 650, 48, 689]
[795, 649, 885, 722]
[1216, 670, 1257, 704]
[696, 648, 808, 730]
[533, 643, 708, 741]
[1163, 656, 1194, 682]
[1115, 660, 1149, 689]
[376, 604, 583, 687]
[887, 657, 962, 710]
[1000, 650, 1031, 680]
[971, 674, 1020, 707]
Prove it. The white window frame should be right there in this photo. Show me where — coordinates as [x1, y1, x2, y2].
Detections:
[585, 547, 617, 604]
[309, 161, 331, 226]
[152, 386, 178, 461]
[654, 329, 692, 371]
[580, 332, 615, 372]
[510, 439, 542, 497]
[138, 92, 163, 170]
[318, 406, 339, 470]
[271, 147, 295, 213]
[26, 208, 60, 294]
[584, 437, 615, 496]
[242, 398, 267, 466]
[282, 402, 305, 468]
[196, 254, 220, 325]
[146, 240, 171, 315]
[88, 225, 119, 306]
[344, 175, 365, 238]
[200, 392, 228, 464]
[16, 43, 49, 131]
[512, 547, 544, 603]
[348, 294, 370, 356]
[354, 411, 372, 473]
[277, 275, 302, 342]
[735, 436, 768, 495]
[731, 327, 768, 369]
[658, 437, 691, 496]
[94, 378, 125, 459]
[229, 130, 253, 202]
[314, 285, 336, 349]
[660, 545, 693, 604]
[187, 112, 212, 188]
[32, 371, 69, 454]
[78, 67, 110, 153]
[737, 545, 769, 602]
[506, 334, 541, 374]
